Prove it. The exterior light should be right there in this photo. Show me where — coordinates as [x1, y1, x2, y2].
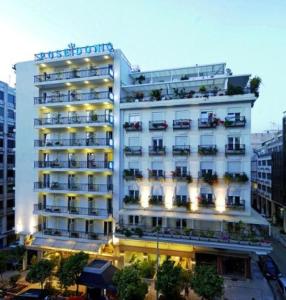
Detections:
[104, 55, 109, 59]
[84, 58, 90, 62]
[84, 81, 89, 84]
[66, 83, 71, 86]
[66, 60, 72, 65]
[66, 105, 71, 108]
[40, 64, 47, 67]
[104, 79, 109, 82]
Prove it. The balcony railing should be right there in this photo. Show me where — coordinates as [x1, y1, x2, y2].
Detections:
[123, 169, 143, 180]
[198, 145, 217, 155]
[149, 196, 164, 206]
[174, 196, 190, 208]
[226, 200, 245, 210]
[172, 171, 192, 183]
[172, 145, 191, 156]
[224, 172, 248, 183]
[149, 120, 168, 131]
[148, 146, 166, 156]
[225, 144, 246, 155]
[34, 138, 113, 148]
[198, 118, 219, 129]
[198, 171, 218, 185]
[198, 199, 215, 208]
[34, 91, 114, 105]
[224, 116, 246, 128]
[34, 114, 113, 126]
[123, 195, 140, 205]
[34, 204, 109, 217]
[34, 182, 113, 193]
[34, 160, 113, 170]
[173, 119, 191, 130]
[148, 170, 165, 180]
[124, 146, 142, 156]
[34, 66, 113, 83]
[39, 227, 104, 240]
[115, 223, 271, 247]
[123, 121, 142, 132]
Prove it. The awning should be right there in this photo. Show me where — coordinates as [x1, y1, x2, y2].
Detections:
[78, 264, 117, 289]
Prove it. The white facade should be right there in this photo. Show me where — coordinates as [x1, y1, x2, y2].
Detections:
[15, 45, 270, 256]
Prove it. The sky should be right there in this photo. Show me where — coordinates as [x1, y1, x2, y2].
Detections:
[0, 0, 285, 132]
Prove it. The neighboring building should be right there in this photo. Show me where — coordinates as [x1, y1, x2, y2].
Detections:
[252, 118, 286, 231]
[15, 43, 270, 277]
[251, 131, 280, 150]
[0, 81, 16, 248]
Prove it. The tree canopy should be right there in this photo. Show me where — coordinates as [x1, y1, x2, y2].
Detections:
[26, 259, 53, 289]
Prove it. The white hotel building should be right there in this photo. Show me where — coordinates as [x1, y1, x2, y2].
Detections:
[16, 43, 270, 277]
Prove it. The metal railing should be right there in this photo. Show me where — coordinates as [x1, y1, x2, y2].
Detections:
[124, 146, 142, 156]
[198, 145, 217, 155]
[149, 120, 168, 131]
[34, 66, 113, 83]
[34, 91, 113, 105]
[34, 114, 113, 126]
[148, 146, 166, 156]
[198, 118, 218, 129]
[34, 160, 113, 169]
[34, 204, 109, 217]
[225, 144, 246, 155]
[172, 145, 191, 155]
[173, 119, 191, 130]
[34, 182, 113, 192]
[226, 200, 246, 210]
[34, 138, 113, 147]
[224, 116, 246, 128]
[148, 170, 165, 179]
[123, 121, 142, 131]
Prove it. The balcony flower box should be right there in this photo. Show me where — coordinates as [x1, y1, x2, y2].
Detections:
[224, 172, 248, 183]
[201, 173, 218, 185]
[149, 196, 163, 206]
[123, 195, 140, 205]
[172, 171, 193, 183]
[198, 145, 217, 155]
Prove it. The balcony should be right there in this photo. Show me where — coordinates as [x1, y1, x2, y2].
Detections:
[34, 91, 114, 105]
[198, 197, 215, 208]
[34, 114, 113, 127]
[34, 138, 113, 148]
[34, 160, 113, 170]
[174, 196, 190, 209]
[39, 227, 104, 240]
[34, 182, 112, 193]
[123, 121, 142, 132]
[198, 145, 217, 155]
[172, 170, 192, 183]
[149, 195, 164, 206]
[123, 195, 140, 205]
[149, 120, 168, 131]
[198, 117, 220, 129]
[124, 146, 142, 156]
[226, 200, 246, 210]
[115, 223, 271, 252]
[173, 119, 191, 130]
[148, 169, 165, 180]
[224, 116, 246, 128]
[34, 204, 110, 218]
[223, 172, 249, 183]
[123, 169, 143, 180]
[34, 66, 113, 83]
[172, 145, 191, 156]
[198, 171, 218, 185]
[148, 146, 166, 156]
[225, 144, 246, 155]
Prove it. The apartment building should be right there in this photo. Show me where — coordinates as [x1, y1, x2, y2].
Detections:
[252, 118, 286, 232]
[0, 81, 16, 248]
[15, 43, 271, 276]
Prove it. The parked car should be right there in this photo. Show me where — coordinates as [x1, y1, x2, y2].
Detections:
[258, 255, 282, 280]
[277, 277, 286, 299]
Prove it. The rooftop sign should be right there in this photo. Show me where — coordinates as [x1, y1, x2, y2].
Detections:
[34, 42, 114, 61]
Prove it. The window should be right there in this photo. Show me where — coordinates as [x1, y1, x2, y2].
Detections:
[128, 161, 139, 171]
[128, 184, 139, 198]
[129, 114, 140, 122]
[227, 161, 241, 173]
[152, 137, 163, 148]
[200, 187, 213, 202]
[175, 136, 187, 145]
[200, 111, 213, 120]
[129, 215, 139, 225]
[176, 184, 188, 197]
[152, 112, 164, 121]
[0, 91, 4, 100]
[8, 94, 15, 106]
[175, 161, 188, 175]
[152, 161, 163, 171]
[175, 110, 189, 119]
[0, 107, 4, 118]
[200, 161, 213, 174]
[7, 140, 15, 148]
[227, 136, 241, 149]
[128, 137, 140, 146]
[200, 135, 213, 145]
[8, 109, 15, 120]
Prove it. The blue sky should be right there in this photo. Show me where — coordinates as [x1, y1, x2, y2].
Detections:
[0, 0, 285, 132]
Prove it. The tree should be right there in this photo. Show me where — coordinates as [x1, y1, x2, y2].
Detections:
[58, 251, 88, 295]
[11, 245, 26, 269]
[0, 252, 9, 279]
[113, 265, 148, 300]
[156, 257, 184, 300]
[134, 259, 156, 279]
[26, 259, 53, 289]
[190, 265, 224, 300]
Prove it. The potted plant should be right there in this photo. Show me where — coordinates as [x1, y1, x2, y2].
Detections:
[91, 114, 98, 122]
[250, 76, 261, 97]
[180, 75, 189, 80]
[202, 173, 218, 185]
[135, 74, 145, 84]
[237, 173, 249, 183]
[150, 89, 162, 101]
[223, 172, 233, 183]
[226, 85, 244, 95]
[135, 227, 143, 237]
[199, 85, 207, 93]
[135, 92, 144, 101]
